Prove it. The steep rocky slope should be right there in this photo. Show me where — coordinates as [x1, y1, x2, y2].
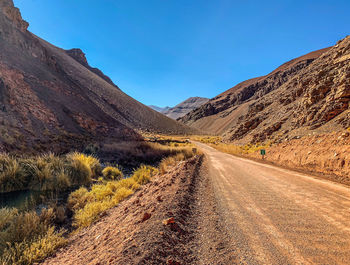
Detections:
[0, 0, 194, 153]
[180, 39, 350, 143]
[151, 97, 209, 120]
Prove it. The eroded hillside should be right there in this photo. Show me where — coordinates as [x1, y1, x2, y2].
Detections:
[181, 38, 350, 143]
[0, 0, 195, 154]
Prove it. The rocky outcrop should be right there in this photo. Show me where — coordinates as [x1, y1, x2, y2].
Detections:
[180, 39, 350, 143]
[66, 48, 89, 65]
[0, 0, 28, 32]
[66, 48, 120, 89]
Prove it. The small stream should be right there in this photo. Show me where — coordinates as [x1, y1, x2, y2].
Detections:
[0, 190, 41, 210]
[0, 189, 73, 211]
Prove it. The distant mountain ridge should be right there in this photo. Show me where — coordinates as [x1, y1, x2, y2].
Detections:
[149, 105, 171, 113]
[180, 38, 350, 143]
[150, 97, 209, 120]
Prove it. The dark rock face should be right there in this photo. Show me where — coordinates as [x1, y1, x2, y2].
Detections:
[66, 48, 89, 66]
[0, 2, 194, 153]
[180, 40, 350, 143]
[65, 48, 120, 88]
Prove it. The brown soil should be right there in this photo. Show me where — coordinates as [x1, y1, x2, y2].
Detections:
[42, 155, 233, 265]
[245, 131, 350, 186]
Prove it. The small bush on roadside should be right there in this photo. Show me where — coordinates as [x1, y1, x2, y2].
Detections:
[111, 187, 133, 204]
[69, 163, 161, 229]
[102, 166, 123, 181]
[73, 200, 112, 228]
[67, 187, 94, 212]
[113, 178, 140, 191]
[158, 147, 196, 174]
[132, 165, 159, 185]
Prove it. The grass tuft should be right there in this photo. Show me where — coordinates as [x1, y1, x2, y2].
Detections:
[132, 165, 158, 185]
[0, 208, 66, 265]
[102, 166, 123, 181]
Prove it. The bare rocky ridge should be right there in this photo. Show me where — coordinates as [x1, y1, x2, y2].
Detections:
[180, 40, 350, 143]
[151, 97, 209, 120]
[0, 0, 195, 153]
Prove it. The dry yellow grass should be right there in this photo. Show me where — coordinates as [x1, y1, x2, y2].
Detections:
[102, 166, 123, 181]
[192, 135, 271, 156]
[0, 207, 66, 265]
[0, 227, 66, 265]
[0, 152, 102, 193]
[132, 165, 159, 185]
[69, 164, 159, 228]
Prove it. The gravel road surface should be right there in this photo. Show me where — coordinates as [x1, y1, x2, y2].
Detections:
[196, 142, 350, 264]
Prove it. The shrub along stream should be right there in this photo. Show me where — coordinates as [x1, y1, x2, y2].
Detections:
[0, 138, 197, 264]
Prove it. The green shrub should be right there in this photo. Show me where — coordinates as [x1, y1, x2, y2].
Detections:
[102, 166, 123, 181]
[69, 153, 101, 178]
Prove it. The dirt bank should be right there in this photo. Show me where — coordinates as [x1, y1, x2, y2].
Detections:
[246, 131, 350, 185]
[42, 155, 233, 264]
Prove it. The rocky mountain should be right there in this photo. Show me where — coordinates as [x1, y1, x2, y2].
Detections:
[149, 105, 171, 113]
[163, 97, 209, 120]
[180, 38, 350, 143]
[150, 97, 209, 120]
[0, 0, 195, 153]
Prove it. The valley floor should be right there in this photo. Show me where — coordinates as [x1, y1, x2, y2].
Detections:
[43, 141, 350, 265]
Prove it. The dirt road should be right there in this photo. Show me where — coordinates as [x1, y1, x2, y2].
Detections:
[196, 142, 350, 264]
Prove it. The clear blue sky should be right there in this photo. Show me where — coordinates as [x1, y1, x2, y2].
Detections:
[14, 0, 350, 107]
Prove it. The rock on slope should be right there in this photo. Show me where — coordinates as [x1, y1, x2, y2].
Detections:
[0, 0, 194, 153]
[180, 38, 350, 143]
[151, 97, 209, 120]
